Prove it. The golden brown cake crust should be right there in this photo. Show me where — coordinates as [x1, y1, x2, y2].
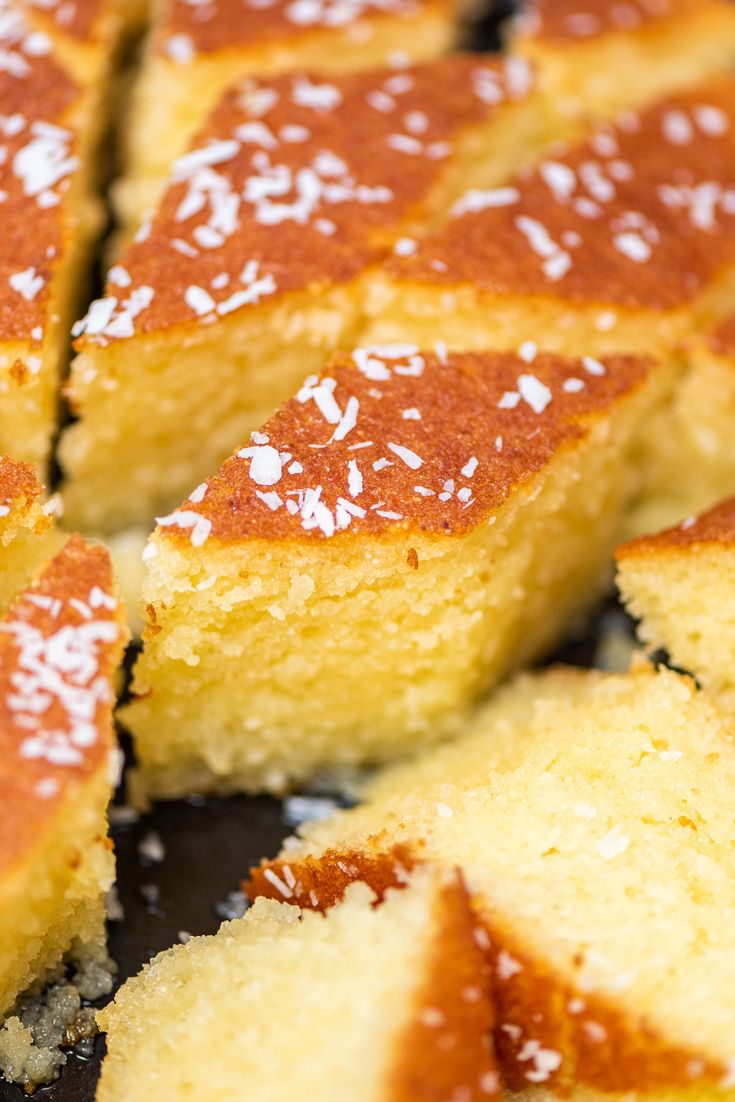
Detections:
[248, 846, 725, 1094]
[153, 347, 652, 545]
[0, 536, 124, 870]
[0, 455, 44, 513]
[387, 78, 735, 310]
[484, 915, 723, 1094]
[518, 0, 719, 45]
[618, 496, 735, 556]
[0, 4, 83, 343]
[74, 55, 533, 346]
[245, 841, 418, 907]
[156, 0, 448, 58]
[390, 873, 499, 1101]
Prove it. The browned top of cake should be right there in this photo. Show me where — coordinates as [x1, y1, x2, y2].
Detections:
[73, 55, 534, 346]
[155, 0, 446, 62]
[246, 842, 420, 909]
[0, 454, 44, 515]
[0, 535, 124, 869]
[387, 79, 735, 311]
[23, 0, 106, 42]
[390, 872, 499, 1102]
[153, 345, 652, 547]
[0, 2, 84, 343]
[618, 497, 735, 558]
[517, 0, 711, 45]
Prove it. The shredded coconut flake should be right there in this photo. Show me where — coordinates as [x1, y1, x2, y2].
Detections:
[156, 509, 212, 547]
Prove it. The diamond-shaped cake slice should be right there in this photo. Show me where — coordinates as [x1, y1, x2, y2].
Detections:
[0, 514, 127, 1089]
[248, 664, 735, 1097]
[116, 0, 467, 230]
[367, 77, 735, 358]
[509, 0, 735, 121]
[96, 867, 499, 1102]
[0, 0, 147, 475]
[0, 7, 100, 472]
[20, 0, 148, 101]
[62, 55, 545, 532]
[120, 343, 671, 799]
[364, 78, 735, 530]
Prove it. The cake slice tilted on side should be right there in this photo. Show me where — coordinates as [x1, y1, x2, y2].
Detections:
[96, 867, 499, 1102]
[116, 0, 469, 231]
[0, 527, 127, 1090]
[62, 54, 546, 532]
[120, 344, 671, 798]
[617, 498, 735, 709]
[248, 664, 735, 1098]
[509, 0, 735, 122]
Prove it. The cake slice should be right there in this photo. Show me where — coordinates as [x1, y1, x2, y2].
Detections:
[115, 0, 466, 231]
[0, 531, 127, 1090]
[96, 867, 499, 1102]
[617, 499, 735, 709]
[24, 0, 150, 205]
[61, 55, 545, 532]
[248, 664, 735, 1097]
[20, 0, 148, 100]
[0, 0, 146, 475]
[366, 77, 735, 359]
[364, 77, 735, 531]
[509, 0, 735, 122]
[0, 455, 63, 616]
[119, 343, 671, 799]
[0, 4, 101, 472]
[624, 315, 735, 536]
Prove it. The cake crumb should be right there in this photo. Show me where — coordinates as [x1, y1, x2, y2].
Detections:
[283, 794, 340, 827]
[105, 885, 125, 922]
[137, 829, 166, 864]
[0, 947, 115, 1092]
[214, 890, 250, 921]
[109, 803, 141, 827]
[140, 883, 163, 914]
